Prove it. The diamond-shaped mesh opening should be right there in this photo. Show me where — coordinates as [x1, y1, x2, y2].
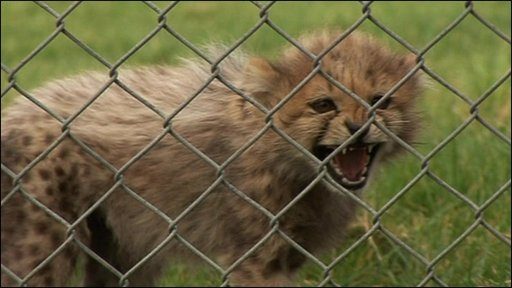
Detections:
[370, 2, 465, 47]
[424, 17, 510, 99]
[166, 2, 261, 46]
[265, 2, 363, 38]
[64, 2, 159, 62]
[380, 176, 479, 257]
[434, 226, 511, 286]
[428, 122, 510, 201]
[1, 1, 510, 286]
[328, 230, 428, 286]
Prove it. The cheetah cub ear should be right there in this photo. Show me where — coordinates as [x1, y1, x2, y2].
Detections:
[401, 53, 427, 94]
[242, 57, 283, 108]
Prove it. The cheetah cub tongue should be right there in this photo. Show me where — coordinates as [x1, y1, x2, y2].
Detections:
[331, 145, 371, 182]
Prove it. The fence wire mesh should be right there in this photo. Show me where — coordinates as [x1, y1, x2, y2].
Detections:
[1, 1, 510, 287]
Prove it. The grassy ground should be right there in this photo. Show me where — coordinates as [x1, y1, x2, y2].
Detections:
[1, 1, 510, 286]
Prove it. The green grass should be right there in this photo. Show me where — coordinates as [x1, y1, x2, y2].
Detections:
[2, 1, 510, 286]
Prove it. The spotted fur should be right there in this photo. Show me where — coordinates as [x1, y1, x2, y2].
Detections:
[1, 30, 423, 286]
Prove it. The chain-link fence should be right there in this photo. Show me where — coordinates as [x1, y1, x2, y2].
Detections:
[1, 1, 510, 286]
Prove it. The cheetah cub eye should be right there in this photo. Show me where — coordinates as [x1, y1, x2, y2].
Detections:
[310, 97, 337, 114]
[370, 93, 391, 109]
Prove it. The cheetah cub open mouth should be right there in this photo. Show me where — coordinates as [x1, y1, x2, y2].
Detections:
[314, 143, 381, 190]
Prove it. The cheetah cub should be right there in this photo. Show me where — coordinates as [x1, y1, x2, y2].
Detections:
[1, 31, 423, 286]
